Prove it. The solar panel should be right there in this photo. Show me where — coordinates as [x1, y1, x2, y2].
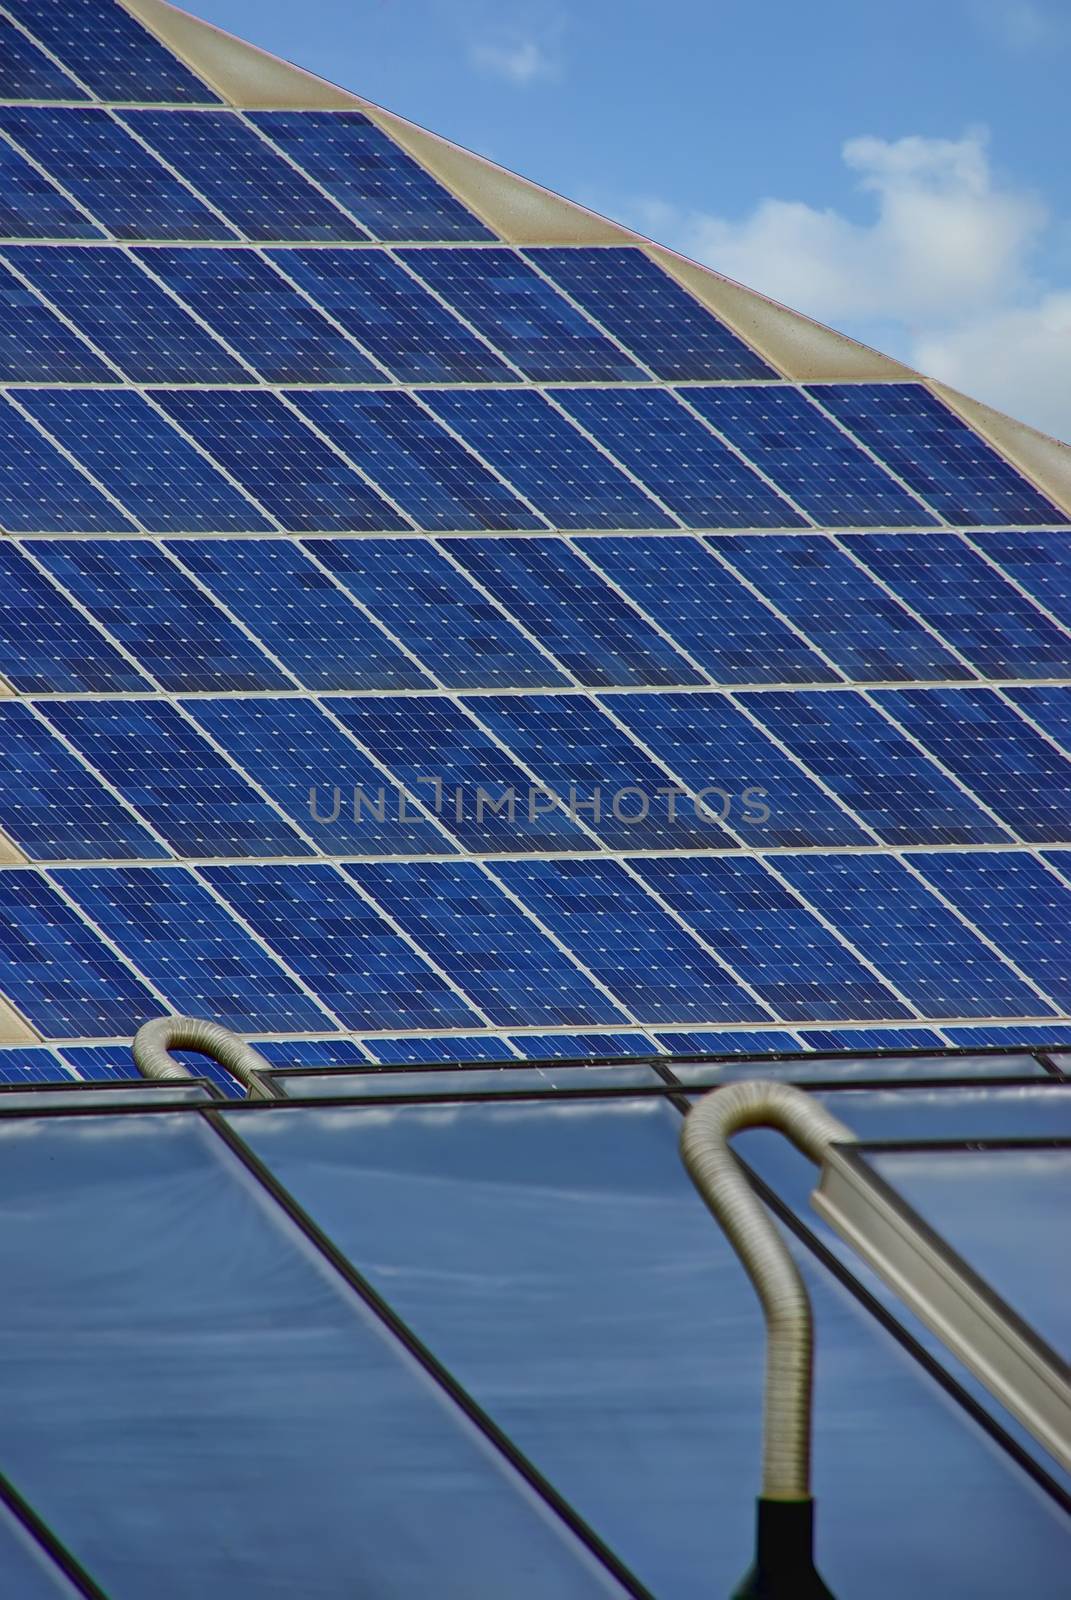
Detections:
[360, 1036, 509, 1064]
[0, 251, 115, 382]
[0, 543, 150, 692]
[970, 531, 1071, 625]
[4, 0, 220, 103]
[0, 13, 88, 101]
[1005, 684, 1071, 751]
[0, 131, 103, 239]
[0, 391, 133, 532]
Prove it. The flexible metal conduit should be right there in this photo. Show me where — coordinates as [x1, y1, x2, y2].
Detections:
[132, 1015, 274, 1099]
[680, 1081, 854, 1501]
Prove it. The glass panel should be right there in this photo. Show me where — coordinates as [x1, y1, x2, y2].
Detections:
[272, 1063, 665, 1098]
[673, 1051, 1050, 1085]
[0, 1112, 624, 1599]
[868, 1145, 1070, 1357]
[0, 1498, 85, 1597]
[0, 1083, 213, 1109]
[234, 1098, 1071, 1599]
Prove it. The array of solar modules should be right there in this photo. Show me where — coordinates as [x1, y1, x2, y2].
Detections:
[1, 0, 1070, 1084]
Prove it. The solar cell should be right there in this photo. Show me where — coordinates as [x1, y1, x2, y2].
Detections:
[874, 687, 1071, 843]
[0, 14, 88, 100]
[120, 110, 367, 241]
[774, 852, 1051, 1017]
[655, 1030, 802, 1056]
[909, 851, 1071, 1009]
[0, 543, 149, 692]
[741, 689, 1008, 844]
[140, 247, 380, 383]
[812, 383, 1064, 526]
[348, 860, 628, 1026]
[490, 857, 767, 1022]
[183, 696, 455, 855]
[1005, 684, 1071, 753]
[470, 692, 737, 849]
[0, 1046, 74, 1086]
[684, 384, 932, 526]
[0, 131, 103, 239]
[5, 0, 219, 102]
[39, 698, 311, 858]
[204, 862, 482, 1029]
[0, 701, 167, 861]
[249, 111, 495, 241]
[31, 538, 289, 690]
[506, 1033, 657, 1059]
[845, 532, 1071, 678]
[152, 387, 406, 532]
[168, 538, 430, 690]
[0, 106, 234, 241]
[553, 387, 806, 528]
[633, 855, 909, 1020]
[360, 1036, 510, 1064]
[326, 695, 594, 852]
[253, 1040, 374, 1067]
[305, 538, 566, 686]
[579, 535, 837, 682]
[969, 532, 1071, 626]
[423, 389, 668, 529]
[53, 865, 333, 1030]
[444, 537, 704, 685]
[602, 690, 869, 846]
[401, 247, 643, 381]
[14, 387, 267, 532]
[709, 534, 968, 682]
[293, 390, 541, 531]
[4, 244, 248, 383]
[527, 247, 776, 379]
[0, 867, 158, 1036]
[271, 248, 513, 383]
[0, 391, 134, 531]
[791, 1029, 948, 1054]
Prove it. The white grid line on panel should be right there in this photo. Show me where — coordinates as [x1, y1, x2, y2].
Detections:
[385, 247, 533, 382]
[668, 385, 818, 527]
[256, 247, 397, 381]
[404, 389, 554, 527]
[562, 536, 717, 685]
[12, 538, 165, 683]
[104, 106, 243, 240]
[824, 532, 984, 678]
[131, 384, 288, 528]
[428, 537, 585, 685]
[1, 386, 144, 526]
[796, 383, 949, 527]
[233, 109, 377, 242]
[0, 124, 110, 236]
[958, 531, 1071, 643]
[40, 865, 175, 1012]
[123, 244, 267, 381]
[273, 386, 421, 529]
[0, 6, 100, 101]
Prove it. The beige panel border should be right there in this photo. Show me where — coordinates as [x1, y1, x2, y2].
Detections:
[0, 991, 39, 1045]
[121, 0, 1071, 513]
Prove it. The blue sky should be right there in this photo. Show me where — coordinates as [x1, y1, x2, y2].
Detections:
[196, 0, 1071, 439]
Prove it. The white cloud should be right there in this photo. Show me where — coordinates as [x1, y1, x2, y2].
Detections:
[632, 131, 1071, 442]
[470, 36, 555, 83]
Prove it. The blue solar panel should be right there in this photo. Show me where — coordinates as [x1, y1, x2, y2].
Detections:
[553, 388, 806, 528]
[710, 534, 967, 682]
[14, 387, 267, 532]
[40, 699, 311, 859]
[0, 252, 115, 381]
[874, 688, 1071, 843]
[444, 537, 704, 686]
[579, 535, 837, 682]
[271, 249, 513, 383]
[0, 867, 158, 1037]
[5, 0, 219, 102]
[326, 695, 593, 853]
[794, 1028, 947, 1053]
[490, 858, 767, 1023]
[0, 1046, 74, 1085]
[168, 538, 429, 690]
[1005, 685, 1071, 753]
[348, 861, 628, 1026]
[0, 107, 234, 241]
[204, 863, 482, 1029]
[471, 692, 737, 849]
[742, 689, 1008, 844]
[3, 244, 248, 384]
[254, 1039, 374, 1066]
[812, 384, 1064, 526]
[946, 1023, 1071, 1049]
[527, 248, 776, 380]
[31, 539, 289, 690]
[0, 130, 103, 239]
[845, 533, 1071, 678]
[0, 701, 167, 862]
[0, 543, 149, 692]
[0, 392, 134, 532]
[508, 1033, 657, 1060]
[684, 385, 932, 526]
[152, 388, 406, 532]
[292, 390, 541, 531]
[774, 853, 1051, 1018]
[970, 532, 1071, 626]
[120, 111, 367, 242]
[656, 1030, 802, 1056]
[423, 390, 667, 529]
[249, 112, 495, 241]
[0, 13, 88, 99]
[305, 538, 566, 687]
[184, 696, 456, 856]
[54, 865, 333, 1031]
[633, 855, 908, 1021]
[363, 1036, 512, 1064]
[603, 690, 869, 847]
[140, 247, 380, 383]
[909, 852, 1071, 1010]
[401, 248, 643, 381]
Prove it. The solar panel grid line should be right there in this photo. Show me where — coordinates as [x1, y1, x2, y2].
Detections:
[0, 384, 141, 528]
[403, 389, 554, 527]
[695, 534, 854, 681]
[895, 851, 1067, 1013]
[427, 538, 587, 684]
[960, 534, 1071, 646]
[295, 540, 454, 688]
[560, 537, 717, 685]
[0, 5, 96, 100]
[0, 245, 131, 385]
[966, 532, 1071, 627]
[823, 532, 982, 680]
[857, 688, 1029, 842]
[515, 247, 668, 382]
[272, 387, 421, 529]
[21, 696, 176, 861]
[132, 385, 286, 529]
[990, 681, 1071, 775]
[251, 248, 399, 382]
[799, 383, 949, 526]
[667, 384, 822, 527]
[386, 247, 536, 382]
[12, 540, 164, 684]
[229, 110, 377, 242]
[0, 120, 108, 237]
[121, 244, 267, 382]
[107, 108, 246, 240]
[38, 864, 174, 1015]
[532, 387, 688, 527]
